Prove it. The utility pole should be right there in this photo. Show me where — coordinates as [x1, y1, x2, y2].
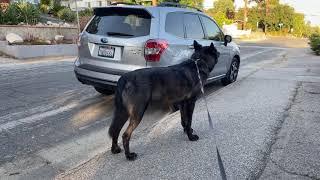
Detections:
[74, 0, 80, 34]
[244, 0, 248, 30]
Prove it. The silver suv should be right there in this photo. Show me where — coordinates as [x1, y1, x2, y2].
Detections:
[74, 3, 241, 95]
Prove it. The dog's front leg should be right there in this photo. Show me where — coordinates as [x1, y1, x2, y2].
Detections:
[178, 101, 188, 133]
[181, 97, 199, 141]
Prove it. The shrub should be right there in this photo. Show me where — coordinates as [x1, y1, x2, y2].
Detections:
[40, 0, 50, 6]
[79, 8, 93, 17]
[78, 9, 93, 31]
[80, 16, 91, 31]
[17, 2, 40, 24]
[1, 3, 20, 25]
[49, 0, 63, 16]
[0, 3, 9, 11]
[40, 4, 49, 14]
[0, 2, 40, 25]
[57, 8, 76, 22]
[309, 33, 320, 55]
[0, 5, 4, 24]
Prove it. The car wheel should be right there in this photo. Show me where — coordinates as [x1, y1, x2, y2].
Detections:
[221, 57, 239, 86]
[94, 87, 115, 95]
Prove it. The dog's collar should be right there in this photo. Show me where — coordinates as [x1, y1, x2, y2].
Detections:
[192, 58, 201, 62]
[192, 58, 209, 72]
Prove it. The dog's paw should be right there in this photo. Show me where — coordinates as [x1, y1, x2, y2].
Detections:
[184, 128, 193, 134]
[188, 134, 199, 141]
[126, 152, 138, 161]
[111, 146, 122, 154]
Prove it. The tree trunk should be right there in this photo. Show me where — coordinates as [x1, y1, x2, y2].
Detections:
[265, 0, 268, 33]
[152, 0, 157, 6]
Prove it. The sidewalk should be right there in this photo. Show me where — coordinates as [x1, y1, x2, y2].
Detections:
[260, 50, 320, 179]
[54, 48, 320, 179]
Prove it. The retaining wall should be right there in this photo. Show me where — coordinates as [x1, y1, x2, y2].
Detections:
[0, 41, 78, 59]
[0, 25, 78, 41]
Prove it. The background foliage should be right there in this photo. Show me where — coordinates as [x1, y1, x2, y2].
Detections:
[309, 33, 320, 55]
[212, 0, 318, 38]
[205, 0, 234, 27]
[0, 2, 40, 25]
[57, 8, 76, 22]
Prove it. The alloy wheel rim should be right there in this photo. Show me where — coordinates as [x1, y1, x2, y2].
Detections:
[230, 61, 238, 82]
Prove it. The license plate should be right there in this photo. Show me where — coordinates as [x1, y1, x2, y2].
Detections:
[98, 46, 115, 58]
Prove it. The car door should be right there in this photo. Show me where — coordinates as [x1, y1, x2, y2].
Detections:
[158, 11, 190, 66]
[199, 15, 231, 78]
[180, 13, 207, 62]
[159, 12, 207, 66]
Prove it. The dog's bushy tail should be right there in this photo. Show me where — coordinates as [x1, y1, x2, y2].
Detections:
[108, 77, 129, 138]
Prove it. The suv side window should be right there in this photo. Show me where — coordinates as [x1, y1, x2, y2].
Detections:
[165, 12, 184, 38]
[200, 16, 224, 41]
[184, 13, 204, 39]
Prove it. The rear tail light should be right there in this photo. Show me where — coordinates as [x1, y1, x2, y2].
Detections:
[144, 39, 168, 62]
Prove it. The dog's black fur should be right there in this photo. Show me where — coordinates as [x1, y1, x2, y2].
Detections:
[108, 41, 220, 160]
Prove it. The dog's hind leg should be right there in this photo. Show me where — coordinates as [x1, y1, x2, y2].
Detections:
[122, 102, 148, 161]
[181, 97, 199, 141]
[109, 107, 128, 154]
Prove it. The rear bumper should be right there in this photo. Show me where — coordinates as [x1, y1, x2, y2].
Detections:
[74, 66, 120, 87]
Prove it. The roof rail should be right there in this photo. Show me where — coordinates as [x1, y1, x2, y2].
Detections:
[157, 2, 203, 12]
[110, 2, 141, 6]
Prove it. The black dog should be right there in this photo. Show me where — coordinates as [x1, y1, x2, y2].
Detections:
[108, 40, 220, 160]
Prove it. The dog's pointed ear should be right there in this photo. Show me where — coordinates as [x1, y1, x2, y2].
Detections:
[209, 43, 220, 57]
[209, 43, 218, 53]
[193, 40, 202, 51]
[209, 43, 216, 51]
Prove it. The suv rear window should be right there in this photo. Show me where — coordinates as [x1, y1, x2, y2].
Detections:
[86, 7, 151, 37]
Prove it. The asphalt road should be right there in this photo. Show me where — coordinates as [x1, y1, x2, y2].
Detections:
[0, 41, 288, 178]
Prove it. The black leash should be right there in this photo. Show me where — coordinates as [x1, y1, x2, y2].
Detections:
[195, 59, 227, 180]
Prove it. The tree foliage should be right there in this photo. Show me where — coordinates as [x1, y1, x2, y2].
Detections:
[123, 0, 203, 8]
[178, 0, 203, 9]
[205, 0, 234, 27]
[236, 0, 316, 37]
[57, 8, 76, 22]
[0, 2, 40, 25]
[309, 33, 320, 55]
[211, 0, 234, 14]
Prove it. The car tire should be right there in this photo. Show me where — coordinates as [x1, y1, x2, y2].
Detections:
[94, 86, 115, 95]
[221, 57, 239, 86]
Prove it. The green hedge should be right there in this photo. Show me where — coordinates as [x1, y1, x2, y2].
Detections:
[40, 4, 50, 14]
[57, 8, 76, 22]
[309, 33, 320, 55]
[79, 8, 93, 17]
[0, 2, 40, 25]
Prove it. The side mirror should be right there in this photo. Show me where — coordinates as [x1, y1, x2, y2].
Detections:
[224, 35, 232, 46]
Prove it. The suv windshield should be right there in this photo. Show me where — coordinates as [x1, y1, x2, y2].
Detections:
[86, 8, 151, 37]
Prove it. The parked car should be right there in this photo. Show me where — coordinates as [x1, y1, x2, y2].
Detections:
[74, 2, 241, 95]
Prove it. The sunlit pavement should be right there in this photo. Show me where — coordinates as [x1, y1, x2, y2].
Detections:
[1, 38, 319, 179]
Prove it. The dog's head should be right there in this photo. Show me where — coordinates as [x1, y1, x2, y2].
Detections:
[191, 40, 220, 72]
